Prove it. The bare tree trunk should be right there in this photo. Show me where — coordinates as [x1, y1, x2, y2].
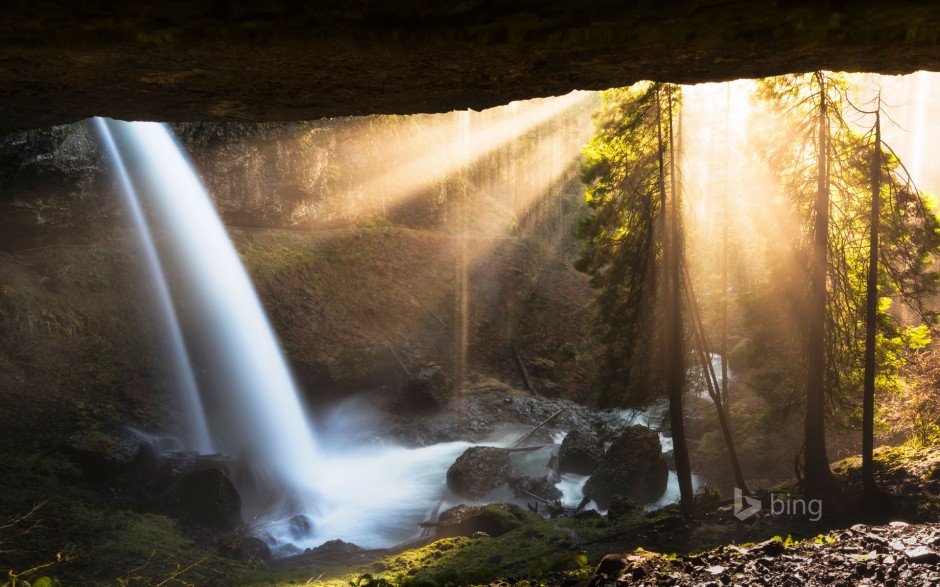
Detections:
[721, 82, 731, 407]
[862, 101, 882, 499]
[804, 72, 835, 498]
[682, 266, 749, 493]
[659, 85, 694, 513]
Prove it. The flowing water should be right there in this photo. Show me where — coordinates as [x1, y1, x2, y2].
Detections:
[97, 118, 699, 556]
[95, 119, 213, 454]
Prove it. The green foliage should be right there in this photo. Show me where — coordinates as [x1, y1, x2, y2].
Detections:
[575, 82, 681, 407]
[750, 73, 940, 426]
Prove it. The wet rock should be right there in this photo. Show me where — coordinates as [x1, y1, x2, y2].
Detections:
[446, 446, 511, 499]
[162, 469, 242, 534]
[455, 379, 606, 441]
[230, 535, 272, 562]
[663, 449, 676, 469]
[275, 539, 371, 567]
[558, 428, 604, 475]
[583, 425, 668, 509]
[64, 427, 151, 473]
[288, 514, 314, 540]
[509, 475, 563, 502]
[435, 503, 527, 538]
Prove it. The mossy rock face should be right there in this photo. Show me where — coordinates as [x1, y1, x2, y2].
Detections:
[528, 357, 556, 377]
[435, 503, 528, 538]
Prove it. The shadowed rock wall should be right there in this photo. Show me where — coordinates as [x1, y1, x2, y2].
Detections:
[3, 2, 940, 129]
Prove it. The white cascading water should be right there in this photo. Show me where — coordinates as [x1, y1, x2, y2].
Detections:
[98, 117, 696, 555]
[95, 118, 213, 454]
[100, 118, 325, 539]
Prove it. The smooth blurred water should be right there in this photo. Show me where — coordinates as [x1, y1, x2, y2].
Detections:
[95, 119, 213, 454]
[102, 120, 322, 507]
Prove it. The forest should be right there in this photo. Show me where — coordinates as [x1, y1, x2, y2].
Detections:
[2, 72, 940, 586]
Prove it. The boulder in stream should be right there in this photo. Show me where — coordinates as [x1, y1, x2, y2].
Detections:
[583, 425, 667, 509]
[446, 446, 511, 499]
[558, 428, 604, 475]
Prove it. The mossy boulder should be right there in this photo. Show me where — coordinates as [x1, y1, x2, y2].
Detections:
[64, 426, 151, 473]
[446, 446, 511, 499]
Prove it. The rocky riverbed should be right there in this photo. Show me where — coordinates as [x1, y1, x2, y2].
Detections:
[588, 521, 940, 587]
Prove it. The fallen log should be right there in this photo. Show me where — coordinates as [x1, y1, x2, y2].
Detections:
[513, 408, 564, 448]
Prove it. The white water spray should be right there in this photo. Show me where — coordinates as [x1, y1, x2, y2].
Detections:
[95, 118, 213, 453]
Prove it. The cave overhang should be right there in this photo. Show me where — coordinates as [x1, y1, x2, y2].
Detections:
[3, 2, 940, 129]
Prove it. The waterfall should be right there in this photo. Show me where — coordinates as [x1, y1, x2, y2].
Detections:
[100, 118, 322, 516]
[94, 118, 213, 454]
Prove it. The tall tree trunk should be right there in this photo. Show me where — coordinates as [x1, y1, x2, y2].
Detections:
[862, 102, 882, 499]
[659, 85, 694, 513]
[454, 111, 470, 384]
[804, 72, 835, 497]
[721, 82, 731, 407]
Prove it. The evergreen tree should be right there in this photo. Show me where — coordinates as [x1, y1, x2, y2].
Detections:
[577, 83, 694, 511]
[756, 73, 940, 498]
[576, 84, 671, 407]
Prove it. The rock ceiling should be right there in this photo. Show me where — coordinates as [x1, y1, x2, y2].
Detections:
[3, 2, 940, 129]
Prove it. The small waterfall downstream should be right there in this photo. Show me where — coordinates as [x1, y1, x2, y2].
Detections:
[97, 117, 697, 556]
